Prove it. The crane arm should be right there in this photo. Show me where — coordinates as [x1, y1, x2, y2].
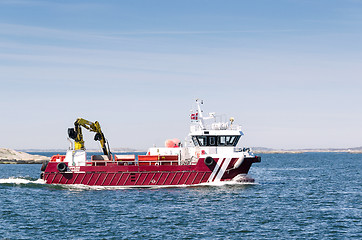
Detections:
[68, 118, 111, 158]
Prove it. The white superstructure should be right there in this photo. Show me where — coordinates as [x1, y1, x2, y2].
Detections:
[147, 99, 255, 165]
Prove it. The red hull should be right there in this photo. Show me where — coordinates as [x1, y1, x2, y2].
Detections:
[42, 156, 260, 187]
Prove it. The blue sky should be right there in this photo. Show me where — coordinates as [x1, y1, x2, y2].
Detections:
[0, 0, 361, 150]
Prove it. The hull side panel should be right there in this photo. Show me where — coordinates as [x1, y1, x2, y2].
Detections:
[43, 156, 259, 186]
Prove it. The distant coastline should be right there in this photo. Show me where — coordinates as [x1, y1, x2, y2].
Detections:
[15, 146, 362, 154]
[252, 146, 362, 154]
[16, 146, 362, 154]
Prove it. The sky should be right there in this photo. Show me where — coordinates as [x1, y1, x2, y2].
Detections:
[0, 0, 361, 150]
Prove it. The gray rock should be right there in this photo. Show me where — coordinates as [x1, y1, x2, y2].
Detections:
[0, 148, 50, 164]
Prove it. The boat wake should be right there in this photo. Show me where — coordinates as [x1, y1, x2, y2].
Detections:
[0, 175, 257, 190]
[57, 178, 258, 191]
[0, 177, 46, 185]
[39, 181, 258, 191]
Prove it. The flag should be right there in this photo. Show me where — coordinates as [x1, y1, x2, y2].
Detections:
[191, 112, 198, 120]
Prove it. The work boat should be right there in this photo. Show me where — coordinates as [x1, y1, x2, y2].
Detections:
[41, 100, 261, 187]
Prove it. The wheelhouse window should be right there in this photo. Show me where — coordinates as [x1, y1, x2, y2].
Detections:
[230, 136, 240, 146]
[226, 136, 235, 145]
[196, 136, 207, 146]
[192, 136, 199, 146]
[193, 135, 240, 146]
[209, 136, 217, 146]
[219, 136, 226, 146]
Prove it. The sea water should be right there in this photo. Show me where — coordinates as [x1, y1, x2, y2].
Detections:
[0, 153, 361, 239]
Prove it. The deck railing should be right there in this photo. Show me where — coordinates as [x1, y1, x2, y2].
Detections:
[87, 160, 179, 167]
[87, 154, 180, 167]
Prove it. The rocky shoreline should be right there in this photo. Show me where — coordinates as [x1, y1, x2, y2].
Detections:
[0, 148, 49, 164]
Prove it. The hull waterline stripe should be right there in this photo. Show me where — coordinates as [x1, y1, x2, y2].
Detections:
[214, 158, 232, 182]
[141, 173, 149, 185]
[65, 175, 70, 184]
[58, 174, 64, 184]
[170, 172, 177, 185]
[94, 173, 102, 185]
[101, 173, 109, 185]
[207, 158, 223, 182]
[162, 172, 170, 185]
[184, 172, 192, 184]
[109, 173, 116, 185]
[151, 173, 156, 185]
[80, 173, 86, 184]
[176, 172, 185, 185]
[155, 173, 163, 185]
[191, 172, 198, 185]
[212, 158, 226, 182]
[199, 172, 207, 184]
[71, 173, 79, 184]
[49, 173, 55, 184]
[134, 173, 142, 185]
[115, 173, 124, 185]
[124, 173, 131, 185]
[51, 173, 57, 184]
[86, 173, 94, 185]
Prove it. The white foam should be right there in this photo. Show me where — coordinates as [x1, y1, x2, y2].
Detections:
[0, 177, 256, 190]
[40, 179, 258, 191]
[198, 180, 258, 187]
[50, 183, 189, 191]
[0, 177, 46, 185]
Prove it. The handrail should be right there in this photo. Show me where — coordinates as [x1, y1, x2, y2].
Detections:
[190, 124, 242, 132]
[87, 160, 179, 166]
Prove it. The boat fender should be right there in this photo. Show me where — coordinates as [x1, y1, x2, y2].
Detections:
[57, 162, 67, 172]
[40, 172, 44, 179]
[204, 156, 214, 166]
[41, 161, 49, 171]
[233, 157, 244, 169]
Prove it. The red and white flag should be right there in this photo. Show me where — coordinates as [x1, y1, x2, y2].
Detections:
[191, 112, 198, 120]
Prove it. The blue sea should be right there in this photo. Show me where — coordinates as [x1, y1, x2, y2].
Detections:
[0, 152, 361, 239]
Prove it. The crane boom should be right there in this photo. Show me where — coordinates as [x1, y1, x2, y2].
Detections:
[68, 118, 111, 158]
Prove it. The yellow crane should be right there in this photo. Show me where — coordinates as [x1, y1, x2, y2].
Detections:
[68, 118, 111, 159]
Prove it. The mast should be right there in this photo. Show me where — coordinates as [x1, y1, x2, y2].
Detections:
[196, 99, 205, 129]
